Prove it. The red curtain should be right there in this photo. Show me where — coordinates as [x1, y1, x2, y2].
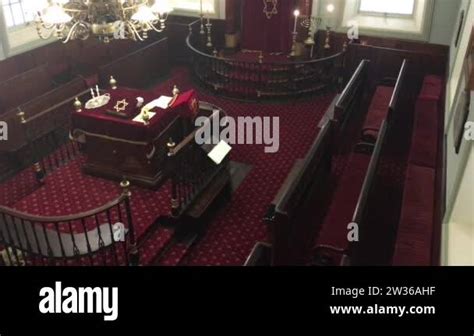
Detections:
[241, 0, 297, 53]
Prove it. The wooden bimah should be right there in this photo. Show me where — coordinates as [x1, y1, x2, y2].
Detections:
[71, 86, 200, 189]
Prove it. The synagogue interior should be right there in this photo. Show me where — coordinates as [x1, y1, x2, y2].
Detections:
[0, 0, 472, 266]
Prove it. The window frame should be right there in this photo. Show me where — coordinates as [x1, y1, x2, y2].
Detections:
[340, 0, 434, 42]
[357, 0, 417, 19]
[169, 0, 220, 18]
[2, 0, 34, 30]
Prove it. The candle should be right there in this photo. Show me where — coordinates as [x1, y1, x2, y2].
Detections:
[96, 85, 100, 96]
[293, 9, 300, 33]
[90, 88, 95, 98]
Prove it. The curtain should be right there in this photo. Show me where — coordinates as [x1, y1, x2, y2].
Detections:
[241, 0, 297, 53]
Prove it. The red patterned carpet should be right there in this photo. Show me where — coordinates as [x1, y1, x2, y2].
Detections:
[0, 67, 336, 266]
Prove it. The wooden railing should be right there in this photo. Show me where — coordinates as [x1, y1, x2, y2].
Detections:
[16, 91, 88, 182]
[186, 26, 345, 100]
[0, 179, 137, 266]
[166, 106, 230, 219]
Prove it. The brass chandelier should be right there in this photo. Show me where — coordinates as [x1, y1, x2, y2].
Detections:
[35, 0, 173, 43]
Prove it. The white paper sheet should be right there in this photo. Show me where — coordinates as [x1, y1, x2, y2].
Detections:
[207, 140, 232, 165]
[144, 96, 173, 110]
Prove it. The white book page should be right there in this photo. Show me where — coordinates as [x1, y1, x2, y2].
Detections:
[144, 96, 173, 110]
[207, 141, 232, 165]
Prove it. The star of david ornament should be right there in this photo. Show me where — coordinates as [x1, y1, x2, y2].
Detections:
[114, 99, 129, 113]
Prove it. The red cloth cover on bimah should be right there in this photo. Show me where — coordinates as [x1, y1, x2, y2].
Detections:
[71, 88, 198, 143]
[361, 85, 394, 143]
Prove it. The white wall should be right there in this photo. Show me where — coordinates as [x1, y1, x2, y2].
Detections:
[429, 0, 462, 45]
[442, 0, 474, 266]
[445, 142, 474, 265]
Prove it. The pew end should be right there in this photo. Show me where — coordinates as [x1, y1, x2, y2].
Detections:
[246, 120, 337, 266]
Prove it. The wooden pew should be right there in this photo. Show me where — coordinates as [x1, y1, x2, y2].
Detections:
[98, 38, 169, 89]
[312, 120, 389, 266]
[392, 75, 443, 266]
[245, 120, 336, 266]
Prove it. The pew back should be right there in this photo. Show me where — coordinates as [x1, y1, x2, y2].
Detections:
[335, 59, 370, 128]
[388, 59, 408, 122]
[269, 120, 336, 265]
[0, 65, 53, 115]
[98, 38, 169, 89]
[347, 120, 389, 265]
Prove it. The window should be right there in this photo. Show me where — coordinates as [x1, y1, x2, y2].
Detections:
[2, 0, 36, 28]
[170, 0, 216, 15]
[342, 0, 432, 41]
[359, 0, 415, 16]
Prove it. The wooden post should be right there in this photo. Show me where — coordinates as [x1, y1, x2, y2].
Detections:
[167, 138, 180, 218]
[121, 178, 138, 266]
[18, 110, 45, 183]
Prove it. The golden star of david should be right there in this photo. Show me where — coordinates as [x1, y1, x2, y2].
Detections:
[114, 99, 129, 113]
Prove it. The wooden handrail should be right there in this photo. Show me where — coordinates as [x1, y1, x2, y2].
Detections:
[389, 59, 408, 111]
[186, 34, 345, 67]
[336, 59, 369, 109]
[169, 108, 222, 156]
[351, 120, 388, 226]
[24, 88, 90, 124]
[0, 63, 49, 85]
[0, 194, 127, 223]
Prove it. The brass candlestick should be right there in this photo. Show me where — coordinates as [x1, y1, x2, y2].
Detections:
[109, 76, 118, 90]
[73, 97, 82, 112]
[200, 14, 205, 35]
[324, 26, 331, 50]
[206, 20, 213, 48]
[289, 32, 298, 58]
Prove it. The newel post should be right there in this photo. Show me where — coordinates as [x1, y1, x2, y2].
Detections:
[18, 110, 45, 183]
[121, 178, 138, 266]
[167, 138, 180, 218]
